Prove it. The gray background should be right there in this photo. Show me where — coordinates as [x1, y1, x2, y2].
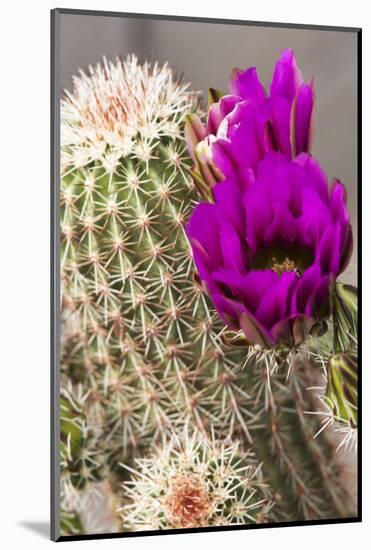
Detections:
[59, 14, 358, 284]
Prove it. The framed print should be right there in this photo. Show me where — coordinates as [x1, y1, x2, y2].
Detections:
[51, 8, 361, 541]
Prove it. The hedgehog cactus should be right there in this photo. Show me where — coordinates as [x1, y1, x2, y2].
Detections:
[119, 427, 273, 530]
[60, 54, 357, 536]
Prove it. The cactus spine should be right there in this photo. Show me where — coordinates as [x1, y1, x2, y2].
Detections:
[60, 55, 356, 536]
[119, 427, 273, 530]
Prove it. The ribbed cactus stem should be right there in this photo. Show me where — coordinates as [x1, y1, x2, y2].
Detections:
[235, 350, 352, 521]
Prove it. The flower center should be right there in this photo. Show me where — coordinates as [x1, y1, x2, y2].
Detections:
[163, 474, 210, 528]
[271, 257, 298, 275]
[250, 244, 314, 276]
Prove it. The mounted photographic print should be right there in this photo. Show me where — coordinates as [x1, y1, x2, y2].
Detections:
[51, 8, 361, 541]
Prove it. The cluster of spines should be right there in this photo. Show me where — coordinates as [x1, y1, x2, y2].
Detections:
[118, 428, 273, 530]
[61, 139, 260, 462]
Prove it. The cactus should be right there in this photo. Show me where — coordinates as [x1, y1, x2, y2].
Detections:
[59, 55, 357, 536]
[119, 427, 273, 530]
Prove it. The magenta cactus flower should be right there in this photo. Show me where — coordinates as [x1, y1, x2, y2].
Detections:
[185, 49, 314, 199]
[186, 152, 352, 348]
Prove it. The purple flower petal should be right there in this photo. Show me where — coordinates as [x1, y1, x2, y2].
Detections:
[311, 275, 331, 319]
[298, 187, 332, 247]
[263, 202, 297, 246]
[206, 103, 222, 134]
[290, 264, 321, 314]
[213, 178, 245, 236]
[212, 293, 247, 329]
[212, 269, 278, 313]
[270, 49, 303, 102]
[255, 272, 298, 329]
[210, 139, 238, 180]
[339, 225, 353, 274]
[184, 114, 206, 160]
[229, 67, 266, 103]
[315, 225, 335, 274]
[295, 153, 329, 204]
[219, 95, 241, 118]
[239, 311, 273, 347]
[219, 220, 248, 274]
[186, 203, 222, 271]
[329, 222, 342, 275]
[244, 189, 273, 254]
[269, 96, 292, 157]
[291, 82, 314, 155]
[330, 179, 350, 226]
[216, 101, 263, 172]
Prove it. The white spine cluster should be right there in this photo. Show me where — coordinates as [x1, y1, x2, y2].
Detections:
[61, 55, 198, 173]
[118, 428, 273, 531]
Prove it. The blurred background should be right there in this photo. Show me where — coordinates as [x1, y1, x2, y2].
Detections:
[59, 13, 358, 285]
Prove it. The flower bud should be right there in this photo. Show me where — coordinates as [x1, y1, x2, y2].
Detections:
[326, 352, 357, 428]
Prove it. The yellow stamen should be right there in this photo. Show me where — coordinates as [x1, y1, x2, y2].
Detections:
[271, 257, 297, 275]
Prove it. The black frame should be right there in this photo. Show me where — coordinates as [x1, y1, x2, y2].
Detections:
[51, 8, 362, 542]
